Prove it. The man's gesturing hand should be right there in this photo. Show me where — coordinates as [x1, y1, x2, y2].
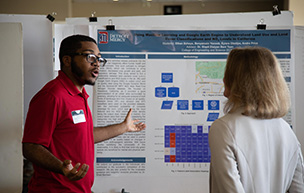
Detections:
[62, 160, 89, 181]
[124, 108, 146, 132]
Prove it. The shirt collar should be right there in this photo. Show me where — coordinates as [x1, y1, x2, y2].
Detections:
[57, 70, 89, 99]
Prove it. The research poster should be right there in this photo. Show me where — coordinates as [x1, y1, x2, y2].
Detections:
[92, 29, 292, 193]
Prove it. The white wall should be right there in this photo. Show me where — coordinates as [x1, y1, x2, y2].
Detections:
[0, 22, 23, 193]
[0, 0, 285, 21]
[289, 0, 304, 26]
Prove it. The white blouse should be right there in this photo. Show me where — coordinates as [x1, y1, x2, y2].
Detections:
[209, 110, 304, 193]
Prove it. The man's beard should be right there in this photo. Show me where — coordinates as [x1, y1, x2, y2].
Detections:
[71, 60, 97, 86]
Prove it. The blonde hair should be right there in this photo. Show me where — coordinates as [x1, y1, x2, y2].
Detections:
[223, 47, 290, 119]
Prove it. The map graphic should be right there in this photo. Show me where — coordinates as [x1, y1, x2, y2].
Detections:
[195, 61, 226, 94]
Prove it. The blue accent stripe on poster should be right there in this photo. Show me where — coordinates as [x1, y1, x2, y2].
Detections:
[148, 54, 227, 59]
[101, 54, 146, 59]
[98, 29, 291, 53]
[275, 54, 291, 59]
[96, 157, 146, 163]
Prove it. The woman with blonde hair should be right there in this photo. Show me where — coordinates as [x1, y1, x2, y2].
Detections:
[209, 47, 304, 193]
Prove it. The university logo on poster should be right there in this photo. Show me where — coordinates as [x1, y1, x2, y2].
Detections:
[99, 31, 108, 44]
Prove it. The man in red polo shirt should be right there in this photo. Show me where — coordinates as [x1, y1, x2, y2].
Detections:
[22, 35, 146, 192]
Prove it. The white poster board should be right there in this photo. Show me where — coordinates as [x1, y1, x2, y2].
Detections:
[0, 14, 53, 193]
[0, 14, 53, 120]
[90, 27, 293, 193]
[55, 11, 304, 193]
[0, 22, 23, 193]
[293, 26, 304, 156]
[66, 11, 293, 29]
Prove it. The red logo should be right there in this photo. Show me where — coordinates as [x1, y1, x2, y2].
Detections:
[99, 31, 108, 44]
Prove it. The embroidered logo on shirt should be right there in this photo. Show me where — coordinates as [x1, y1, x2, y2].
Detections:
[71, 110, 86, 124]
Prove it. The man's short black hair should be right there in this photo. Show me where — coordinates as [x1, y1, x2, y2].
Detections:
[59, 34, 97, 69]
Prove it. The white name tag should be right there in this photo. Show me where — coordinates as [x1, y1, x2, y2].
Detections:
[71, 110, 86, 124]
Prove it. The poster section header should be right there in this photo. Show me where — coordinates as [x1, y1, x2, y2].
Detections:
[101, 53, 290, 60]
[98, 30, 290, 53]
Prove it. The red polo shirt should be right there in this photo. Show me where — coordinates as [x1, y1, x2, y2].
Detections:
[23, 71, 94, 193]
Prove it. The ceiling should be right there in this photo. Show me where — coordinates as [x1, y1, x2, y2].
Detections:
[73, 0, 274, 2]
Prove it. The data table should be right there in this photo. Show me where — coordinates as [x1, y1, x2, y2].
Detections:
[164, 125, 210, 163]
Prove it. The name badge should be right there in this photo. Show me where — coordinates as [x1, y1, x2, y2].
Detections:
[71, 110, 86, 124]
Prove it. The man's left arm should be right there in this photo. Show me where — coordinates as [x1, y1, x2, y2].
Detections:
[93, 108, 146, 143]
